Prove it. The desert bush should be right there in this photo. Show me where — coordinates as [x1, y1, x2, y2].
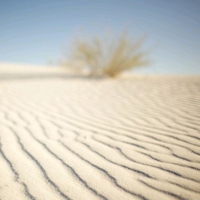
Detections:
[60, 29, 150, 77]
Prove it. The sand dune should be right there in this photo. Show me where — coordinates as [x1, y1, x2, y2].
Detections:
[0, 64, 200, 200]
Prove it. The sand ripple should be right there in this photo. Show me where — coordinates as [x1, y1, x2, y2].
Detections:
[0, 69, 200, 200]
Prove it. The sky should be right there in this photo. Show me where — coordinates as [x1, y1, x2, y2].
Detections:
[0, 0, 200, 75]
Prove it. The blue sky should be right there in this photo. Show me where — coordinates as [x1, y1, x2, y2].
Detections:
[0, 0, 200, 75]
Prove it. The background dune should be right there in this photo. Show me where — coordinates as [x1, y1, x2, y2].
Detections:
[0, 64, 200, 200]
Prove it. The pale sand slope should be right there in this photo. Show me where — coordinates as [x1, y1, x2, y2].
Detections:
[0, 64, 200, 200]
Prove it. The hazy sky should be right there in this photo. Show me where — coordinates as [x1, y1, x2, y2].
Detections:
[0, 0, 200, 75]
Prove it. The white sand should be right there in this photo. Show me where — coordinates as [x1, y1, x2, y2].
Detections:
[0, 63, 200, 200]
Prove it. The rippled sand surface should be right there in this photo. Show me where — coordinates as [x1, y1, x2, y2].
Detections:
[0, 64, 200, 200]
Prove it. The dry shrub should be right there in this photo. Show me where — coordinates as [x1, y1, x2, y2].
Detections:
[60, 29, 150, 77]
